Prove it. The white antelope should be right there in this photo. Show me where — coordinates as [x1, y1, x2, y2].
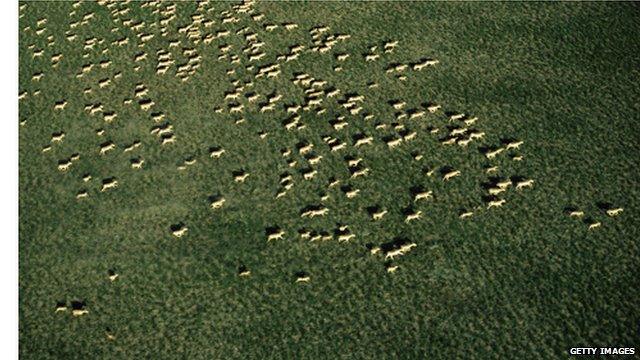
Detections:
[296, 275, 310, 283]
[161, 135, 176, 145]
[267, 229, 285, 242]
[410, 111, 425, 120]
[103, 113, 117, 123]
[260, 104, 275, 113]
[338, 233, 356, 242]
[140, 101, 155, 111]
[172, 226, 188, 238]
[464, 117, 479, 126]
[351, 168, 369, 179]
[441, 137, 457, 145]
[331, 142, 347, 152]
[100, 179, 118, 192]
[345, 189, 360, 198]
[308, 155, 323, 165]
[72, 309, 89, 317]
[302, 207, 329, 218]
[588, 222, 601, 230]
[487, 199, 506, 209]
[515, 179, 534, 190]
[400, 243, 417, 254]
[299, 144, 314, 155]
[333, 121, 348, 130]
[414, 191, 433, 202]
[229, 104, 244, 113]
[387, 138, 403, 149]
[51, 132, 65, 143]
[443, 170, 461, 181]
[58, 160, 72, 172]
[404, 131, 417, 141]
[405, 211, 422, 223]
[392, 101, 406, 110]
[98, 78, 111, 88]
[606, 208, 623, 217]
[427, 104, 441, 113]
[506, 140, 524, 150]
[238, 268, 251, 277]
[458, 138, 472, 147]
[124, 141, 141, 152]
[384, 248, 404, 260]
[486, 148, 505, 159]
[209, 148, 225, 158]
[372, 210, 388, 220]
[365, 54, 379, 62]
[497, 180, 512, 189]
[53, 101, 68, 110]
[131, 158, 144, 169]
[486, 166, 499, 174]
[100, 142, 116, 155]
[234, 172, 250, 183]
[569, 210, 584, 218]
[327, 89, 340, 98]
[303, 169, 317, 180]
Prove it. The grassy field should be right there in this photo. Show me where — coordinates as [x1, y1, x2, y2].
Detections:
[19, 1, 639, 359]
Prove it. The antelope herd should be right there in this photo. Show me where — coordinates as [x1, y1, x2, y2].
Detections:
[19, 1, 625, 328]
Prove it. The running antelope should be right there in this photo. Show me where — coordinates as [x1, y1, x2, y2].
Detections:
[53, 100, 68, 110]
[414, 191, 433, 202]
[101, 178, 118, 192]
[210, 148, 225, 158]
[588, 221, 601, 230]
[303, 169, 317, 180]
[234, 172, 250, 183]
[486, 148, 505, 159]
[172, 226, 188, 238]
[606, 208, 623, 217]
[161, 134, 176, 145]
[569, 210, 584, 218]
[427, 104, 441, 113]
[51, 132, 65, 143]
[124, 141, 141, 152]
[345, 189, 360, 198]
[443, 170, 461, 181]
[405, 210, 422, 223]
[515, 179, 534, 190]
[130, 158, 144, 169]
[295, 275, 310, 283]
[387, 138, 403, 149]
[487, 199, 506, 209]
[506, 140, 524, 150]
[56, 159, 71, 171]
[267, 229, 285, 242]
[210, 197, 225, 210]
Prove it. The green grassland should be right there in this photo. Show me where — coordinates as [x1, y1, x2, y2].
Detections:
[19, 1, 639, 359]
